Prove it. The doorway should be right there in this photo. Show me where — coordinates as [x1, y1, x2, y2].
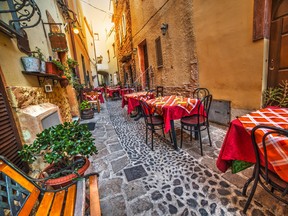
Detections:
[138, 40, 150, 89]
[268, 0, 288, 87]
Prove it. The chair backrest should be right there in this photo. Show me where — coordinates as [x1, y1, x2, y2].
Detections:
[193, 88, 210, 99]
[198, 94, 212, 120]
[251, 125, 288, 186]
[156, 86, 164, 97]
[139, 100, 153, 123]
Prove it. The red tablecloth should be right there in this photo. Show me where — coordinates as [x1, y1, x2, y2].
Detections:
[216, 119, 255, 172]
[146, 95, 201, 133]
[107, 88, 121, 97]
[122, 92, 154, 114]
[93, 87, 104, 94]
[120, 88, 135, 97]
[216, 107, 288, 174]
[83, 92, 104, 103]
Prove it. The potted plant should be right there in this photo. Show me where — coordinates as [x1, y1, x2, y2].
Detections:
[18, 121, 97, 187]
[21, 47, 46, 73]
[80, 100, 94, 119]
[263, 80, 288, 108]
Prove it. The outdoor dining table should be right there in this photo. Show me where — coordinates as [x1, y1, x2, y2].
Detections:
[107, 87, 121, 97]
[83, 92, 105, 103]
[216, 107, 288, 181]
[146, 95, 202, 150]
[120, 88, 135, 97]
[122, 91, 154, 114]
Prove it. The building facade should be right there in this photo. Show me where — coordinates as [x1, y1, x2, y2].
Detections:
[114, 0, 287, 117]
[0, 0, 93, 167]
[113, 0, 136, 87]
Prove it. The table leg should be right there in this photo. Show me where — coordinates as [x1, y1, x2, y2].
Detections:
[170, 120, 178, 150]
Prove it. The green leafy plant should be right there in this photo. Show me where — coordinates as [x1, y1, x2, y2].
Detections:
[67, 57, 78, 68]
[31, 47, 45, 61]
[80, 100, 92, 111]
[18, 121, 97, 176]
[52, 59, 67, 72]
[263, 80, 288, 107]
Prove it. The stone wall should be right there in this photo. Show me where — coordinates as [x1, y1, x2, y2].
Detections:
[7, 86, 72, 122]
[164, 84, 198, 98]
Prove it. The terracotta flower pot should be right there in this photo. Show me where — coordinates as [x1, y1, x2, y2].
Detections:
[40, 157, 90, 189]
[46, 62, 58, 75]
[60, 78, 69, 88]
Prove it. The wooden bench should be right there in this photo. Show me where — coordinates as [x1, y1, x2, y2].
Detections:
[0, 156, 101, 216]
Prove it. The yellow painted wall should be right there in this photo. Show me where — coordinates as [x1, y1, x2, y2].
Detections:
[193, 0, 264, 109]
[0, 1, 65, 86]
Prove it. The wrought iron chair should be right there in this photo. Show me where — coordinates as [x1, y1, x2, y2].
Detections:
[156, 86, 164, 97]
[180, 94, 213, 156]
[242, 125, 288, 214]
[139, 100, 170, 150]
[193, 87, 210, 99]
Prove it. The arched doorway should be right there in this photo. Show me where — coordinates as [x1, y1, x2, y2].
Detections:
[268, 0, 288, 87]
[97, 71, 110, 86]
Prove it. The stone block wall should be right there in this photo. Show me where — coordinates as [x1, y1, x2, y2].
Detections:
[164, 84, 198, 98]
[7, 86, 72, 122]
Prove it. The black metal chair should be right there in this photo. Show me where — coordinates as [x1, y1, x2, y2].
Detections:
[193, 87, 210, 99]
[156, 86, 164, 97]
[180, 94, 213, 156]
[242, 125, 288, 214]
[139, 100, 170, 150]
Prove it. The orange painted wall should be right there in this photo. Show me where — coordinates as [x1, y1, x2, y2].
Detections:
[193, 0, 265, 109]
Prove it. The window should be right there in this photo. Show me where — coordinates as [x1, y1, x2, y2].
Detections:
[107, 50, 110, 62]
[155, 37, 163, 67]
[122, 13, 126, 37]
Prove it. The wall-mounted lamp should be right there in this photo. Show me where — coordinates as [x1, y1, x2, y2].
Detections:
[72, 25, 79, 34]
[160, 23, 168, 36]
[133, 48, 137, 55]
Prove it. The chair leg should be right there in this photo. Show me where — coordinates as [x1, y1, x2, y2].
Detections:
[198, 130, 203, 156]
[243, 171, 260, 214]
[151, 128, 154, 151]
[242, 166, 256, 196]
[190, 128, 192, 141]
[207, 125, 212, 147]
[180, 125, 183, 148]
[162, 127, 165, 138]
[145, 126, 148, 145]
[169, 130, 172, 143]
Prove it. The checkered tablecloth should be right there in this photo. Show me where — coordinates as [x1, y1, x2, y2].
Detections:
[146, 95, 199, 115]
[238, 108, 288, 181]
[122, 92, 154, 114]
[146, 95, 200, 133]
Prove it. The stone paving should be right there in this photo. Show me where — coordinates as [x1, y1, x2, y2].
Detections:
[83, 99, 288, 216]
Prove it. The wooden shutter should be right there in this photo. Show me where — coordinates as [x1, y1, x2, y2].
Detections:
[0, 69, 29, 173]
[155, 37, 163, 67]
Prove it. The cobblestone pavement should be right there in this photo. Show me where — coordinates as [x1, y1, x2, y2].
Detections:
[83, 100, 287, 216]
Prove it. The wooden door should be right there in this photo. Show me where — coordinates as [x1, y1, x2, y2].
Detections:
[0, 68, 28, 172]
[268, 0, 288, 87]
[143, 43, 150, 89]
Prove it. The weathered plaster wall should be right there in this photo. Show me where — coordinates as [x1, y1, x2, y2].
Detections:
[7, 86, 72, 123]
[193, 0, 264, 109]
[0, 1, 65, 87]
[130, 0, 198, 95]
[114, 0, 135, 85]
